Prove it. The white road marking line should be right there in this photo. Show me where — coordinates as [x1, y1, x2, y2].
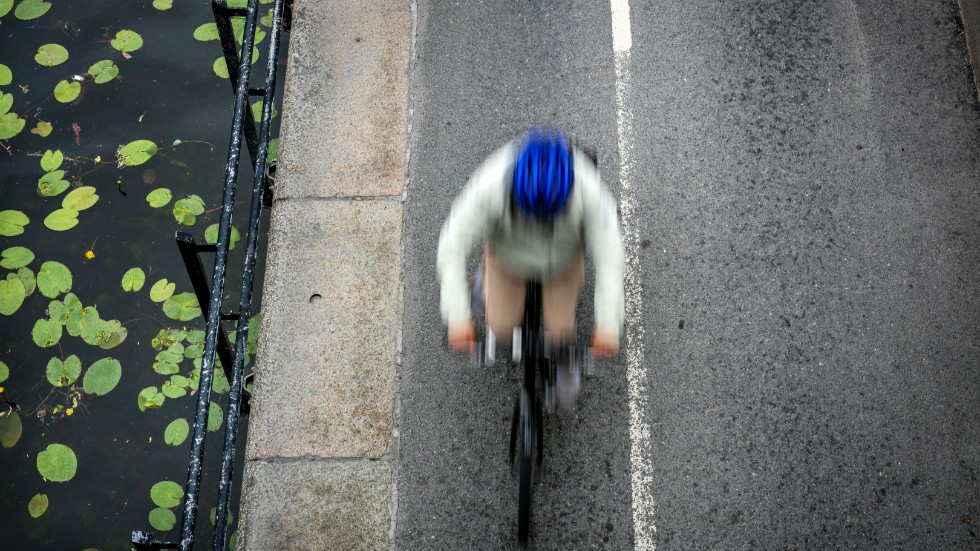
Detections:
[610, 1, 656, 549]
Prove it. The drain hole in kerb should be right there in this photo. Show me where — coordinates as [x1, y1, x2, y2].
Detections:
[309, 294, 322, 303]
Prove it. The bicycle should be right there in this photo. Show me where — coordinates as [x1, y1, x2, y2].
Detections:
[474, 279, 593, 546]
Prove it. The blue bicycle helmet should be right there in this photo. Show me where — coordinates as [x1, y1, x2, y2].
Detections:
[512, 128, 574, 221]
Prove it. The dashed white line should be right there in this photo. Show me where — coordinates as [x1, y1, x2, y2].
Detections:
[609, 1, 656, 549]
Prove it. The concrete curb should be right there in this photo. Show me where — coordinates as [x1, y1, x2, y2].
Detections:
[960, 0, 980, 103]
[238, 0, 412, 548]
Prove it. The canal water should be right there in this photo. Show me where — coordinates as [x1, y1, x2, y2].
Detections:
[0, 1, 284, 548]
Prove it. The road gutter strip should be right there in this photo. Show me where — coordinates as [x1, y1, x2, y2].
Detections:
[237, 0, 412, 549]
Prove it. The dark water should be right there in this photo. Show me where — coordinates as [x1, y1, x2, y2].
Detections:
[0, 1, 284, 548]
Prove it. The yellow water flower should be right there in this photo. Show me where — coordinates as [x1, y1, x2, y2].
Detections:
[66, 408, 74, 416]
[0, 386, 4, 393]
[85, 250, 95, 260]
[94, 155, 102, 163]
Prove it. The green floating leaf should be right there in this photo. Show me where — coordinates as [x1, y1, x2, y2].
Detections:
[35, 44, 68, 67]
[150, 480, 183, 508]
[31, 121, 52, 137]
[111, 30, 143, 53]
[36, 443, 77, 482]
[0, 210, 29, 236]
[152, 0, 172, 10]
[121, 268, 146, 292]
[83, 358, 121, 396]
[204, 223, 240, 250]
[149, 279, 175, 302]
[146, 188, 172, 208]
[163, 292, 201, 321]
[0, 246, 33, 269]
[0, 411, 22, 448]
[53, 80, 81, 103]
[99, 319, 128, 350]
[164, 418, 189, 446]
[138, 386, 165, 412]
[44, 208, 79, 231]
[32, 318, 62, 347]
[149, 507, 177, 531]
[37, 261, 72, 298]
[266, 137, 279, 165]
[209, 506, 234, 527]
[18, 267, 36, 296]
[161, 380, 185, 398]
[251, 100, 278, 122]
[0, 361, 8, 383]
[0, 92, 12, 116]
[41, 149, 63, 171]
[173, 195, 205, 225]
[259, 8, 274, 27]
[0, 112, 26, 140]
[193, 22, 218, 41]
[29, 494, 48, 518]
[117, 139, 158, 167]
[63, 186, 99, 210]
[207, 401, 223, 432]
[46, 355, 81, 387]
[211, 365, 230, 394]
[88, 60, 119, 84]
[0, 64, 10, 86]
[0, 275, 26, 315]
[79, 310, 112, 346]
[213, 57, 229, 79]
[38, 170, 70, 197]
[14, 0, 49, 21]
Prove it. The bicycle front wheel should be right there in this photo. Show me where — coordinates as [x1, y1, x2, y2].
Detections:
[516, 389, 535, 545]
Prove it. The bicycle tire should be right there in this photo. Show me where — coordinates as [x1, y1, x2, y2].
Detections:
[517, 389, 534, 545]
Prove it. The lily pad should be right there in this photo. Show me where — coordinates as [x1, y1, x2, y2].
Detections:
[98, 319, 128, 350]
[149, 279, 175, 302]
[163, 292, 201, 321]
[0, 210, 28, 236]
[44, 208, 79, 231]
[148, 507, 177, 531]
[14, 0, 49, 20]
[161, 380, 186, 398]
[0, 246, 33, 269]
[18, 267, 36, 296]
[53, 80, 81, 103]
[35, 44, 68, 67]
[204, 224, 241, 250]
[164, 418, 189, 446]
[88, 60, 119, 84]
[36, 443, 77, 482]
[83, 358, 122, 396]
[0, 411, 22, 448]
[38, 170, 70, 197]
[63, 186, 99, 210]
[41, 149, 63, 171]
[138, 386, 165, 411]
[0, 361, 7, 383]
[172, 195, 205, 225]
[146, 188, 172, 208]
[46, 355, 81, 386]
[193, 22, 219, 41]
[0, 275, 26, 315]
[29, 494, 48, 518]
[207, 401, 223, 432]
[111, 30, 143, 53]
[32, 318, 62, 347]
[0, 112, 25, 140]
[37, 261, 72, 298]
[152, 0, 172, 10]
[0, 92, 12, 116]
[211, 366, 230, 394]
[150, 480, 184, 508]
[121, 268, 146, 291]
[80, 312, 112, 346]
[117, 139, 158, 166]
[0, 64, 10, 86]
[266, 137, 279, 164]
[31, 121, 52, 137]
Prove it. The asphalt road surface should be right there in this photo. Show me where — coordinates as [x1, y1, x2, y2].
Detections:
[397, 1, 980, 549]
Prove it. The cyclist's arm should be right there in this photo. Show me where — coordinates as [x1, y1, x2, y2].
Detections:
[437, 145, 513, 327]
[579, 160, 626, 340]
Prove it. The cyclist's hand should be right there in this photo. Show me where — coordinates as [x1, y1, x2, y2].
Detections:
[592, 328, 619, 359]
[448, 320, 476, 353]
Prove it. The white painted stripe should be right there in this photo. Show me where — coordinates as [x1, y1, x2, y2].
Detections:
[610, 0, 633, 53]
[610, 2, 655, 549]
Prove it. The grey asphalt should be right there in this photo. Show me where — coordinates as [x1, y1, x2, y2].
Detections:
[397, 1, 980, 549]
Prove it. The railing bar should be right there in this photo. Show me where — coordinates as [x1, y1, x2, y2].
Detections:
[211, 0, 288, 548]
[212, 0, 260, 171]
[176, 0, 261, 548]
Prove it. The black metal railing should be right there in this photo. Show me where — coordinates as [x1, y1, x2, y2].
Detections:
[132, 0, 291, 549]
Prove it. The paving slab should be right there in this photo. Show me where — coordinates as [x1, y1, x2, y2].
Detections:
[244, 198, 402, 460]
[275, 0, 411, 199]
[238, 459, 392, 550]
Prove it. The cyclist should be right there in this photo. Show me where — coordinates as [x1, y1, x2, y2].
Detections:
[437, 128, 625, 409]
